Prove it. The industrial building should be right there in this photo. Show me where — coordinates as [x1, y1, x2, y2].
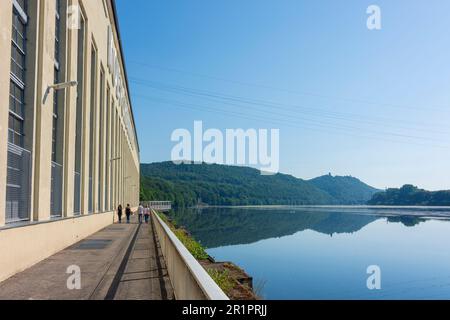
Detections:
[0, 0, 140, 282]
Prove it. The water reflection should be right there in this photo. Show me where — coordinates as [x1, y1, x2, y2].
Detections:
[170, 206, 450, 299]
[168, 207, 428, 248]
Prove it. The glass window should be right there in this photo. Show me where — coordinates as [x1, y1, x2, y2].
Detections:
[8, 114, 24, 146]
[9, 80, 25, 148]
[74, 13, 85, 215]
[89, 46, 97, 213]
[98, 69, 105, 211]
[11, 9, 26, 82]
[9, 81, 25, 118]
[9, 1, 27, 151]
[6, 0, 30, 224]
[54, 0, 61, 66]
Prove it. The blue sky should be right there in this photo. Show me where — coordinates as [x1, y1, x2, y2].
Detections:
[116, 0, 450, 191]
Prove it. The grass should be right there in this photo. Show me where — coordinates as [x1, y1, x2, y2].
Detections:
[173, 228, 209, 260]
[207, 269, 235, 294]
[253, 278, 267, 299]
[157, 212, 209, 260]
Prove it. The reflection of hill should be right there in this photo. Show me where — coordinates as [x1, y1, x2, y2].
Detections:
[310, 210, 379, 235]
[387, 216, 425, 227]
[168, 207, 379, 248]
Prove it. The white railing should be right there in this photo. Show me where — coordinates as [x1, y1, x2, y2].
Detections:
[143, 201, 171, 211]
[151, 210, 229, 300]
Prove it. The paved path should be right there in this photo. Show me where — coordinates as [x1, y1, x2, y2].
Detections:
[0, 215, 174, 300]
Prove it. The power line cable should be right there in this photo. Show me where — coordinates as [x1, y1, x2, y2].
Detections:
[130, 79, 449, 144]
[128, 60, 450, 113]
[134, 94, 450, 149]
[132, 78, 450, 135]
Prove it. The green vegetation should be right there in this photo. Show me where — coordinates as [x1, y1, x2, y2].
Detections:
[140, 162, 379, 206]
[173, 228, 209, 260]
[157, 212, 209, 260]
[206, 269, 235, 294]
[368, 185, 450, 206]
[309, 173, 380, 204]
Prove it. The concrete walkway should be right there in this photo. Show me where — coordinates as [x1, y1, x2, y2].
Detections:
[0, 215, 174, 300]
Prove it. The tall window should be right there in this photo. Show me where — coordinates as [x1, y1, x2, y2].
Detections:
[105, 87, 111, 211]
[51, 0, 65, 218]
[110, 105, 116, 210]
[98, 69, 105, 212]
[88, 46, 97, 214]
[74, 13, 85, 215]
[6, 0, 32, 223]
[114, 109, 119, 208]
[9, 3, 27, 147]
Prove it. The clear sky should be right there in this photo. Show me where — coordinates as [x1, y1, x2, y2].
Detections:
[115, 0, 450, 191]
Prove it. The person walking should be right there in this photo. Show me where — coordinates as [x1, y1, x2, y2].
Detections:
[144, 205, 150, 224]
[125, 204, 132, 224]
[138, 203, 144, 224]
[117, 204, 123, 224]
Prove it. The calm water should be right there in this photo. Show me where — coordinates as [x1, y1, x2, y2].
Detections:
[169, 206, 450, 300]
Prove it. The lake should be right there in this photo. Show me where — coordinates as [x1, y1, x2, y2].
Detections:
[168, 206, 450, 300]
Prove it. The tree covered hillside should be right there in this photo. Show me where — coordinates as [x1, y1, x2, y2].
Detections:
[140, 162, 380, 207]
[309, 174, 380, 205]
[140, 162, 334, 207]
[368, 185, 450, 206]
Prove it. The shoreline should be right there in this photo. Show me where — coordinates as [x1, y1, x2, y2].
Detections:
[192, 205, 450, 209]
[188, 205, 450, 220]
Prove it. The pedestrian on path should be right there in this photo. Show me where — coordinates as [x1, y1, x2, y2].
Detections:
[138, 203, 144, 224]
[144, 205, 150, 224]
[125, 204, 132, 224]
[117, 204, 123, 223]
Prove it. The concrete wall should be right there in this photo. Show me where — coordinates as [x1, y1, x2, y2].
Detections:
[0, 212, 113, 283]
[152, 210, 229, 300]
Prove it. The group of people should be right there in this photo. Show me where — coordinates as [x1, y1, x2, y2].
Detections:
[116, 204, 131, 224]
[116, 203, 151, 224]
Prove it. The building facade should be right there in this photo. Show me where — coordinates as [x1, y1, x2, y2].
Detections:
[0, 0, 140, 282]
